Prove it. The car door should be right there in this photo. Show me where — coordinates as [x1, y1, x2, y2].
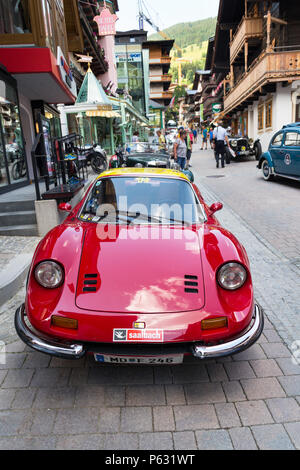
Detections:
[282, 131, 300, 177]
[269, 131, 285, 173]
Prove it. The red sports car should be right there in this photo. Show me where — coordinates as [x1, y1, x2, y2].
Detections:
[15, 168, 264, 364]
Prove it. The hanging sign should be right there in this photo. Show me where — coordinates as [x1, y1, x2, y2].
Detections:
[212, 103, 222, 114]
[93, 4, 118, 37]
[57, 47, 77, 97]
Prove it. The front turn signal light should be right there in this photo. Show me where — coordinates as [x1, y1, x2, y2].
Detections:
[51, 316, 78, 330]
[201, 317, 228, 330]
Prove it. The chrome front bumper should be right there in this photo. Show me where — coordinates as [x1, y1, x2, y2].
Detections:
[15, 305, 86, 360]
[15, 303, 263, 361]
[192, 304, 264, 359]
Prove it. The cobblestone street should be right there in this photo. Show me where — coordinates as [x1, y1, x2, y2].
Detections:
[0, 148, 299, 450]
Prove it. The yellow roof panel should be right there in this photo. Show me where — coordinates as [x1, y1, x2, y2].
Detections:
[96, 167, 190, 181]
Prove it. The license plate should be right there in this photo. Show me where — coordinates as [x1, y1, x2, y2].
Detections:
[94, 354, 184, 364]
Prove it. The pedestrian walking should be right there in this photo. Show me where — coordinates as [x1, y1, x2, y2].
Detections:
[132, 131, 139, 152]
[209, 127, 214, 149]
[174, 129, 187, 170]
[193, 128, 198, 143]
[213, 121, 229, 168]
[185, 128, 193, 168]
[201, 126, 208, 150]
[157, 129, 167, 152]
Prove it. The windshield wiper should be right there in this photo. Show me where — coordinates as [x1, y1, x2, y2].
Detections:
[117, 211, 190, 226]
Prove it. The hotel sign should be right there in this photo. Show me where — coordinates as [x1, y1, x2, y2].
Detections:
[94, 5, 118, 37]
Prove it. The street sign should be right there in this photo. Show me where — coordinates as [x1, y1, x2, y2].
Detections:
[212, 103, 222, 114]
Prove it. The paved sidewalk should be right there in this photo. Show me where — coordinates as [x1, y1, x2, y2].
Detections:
[0, 237, 40, 306]
[0, 175, 299, 450]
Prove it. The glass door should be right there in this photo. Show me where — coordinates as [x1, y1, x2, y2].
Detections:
[0, 72, 28, 190]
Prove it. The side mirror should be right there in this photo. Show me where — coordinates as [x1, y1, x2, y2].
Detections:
[209, 202, 223, 214]
[58, 202, 72, 212]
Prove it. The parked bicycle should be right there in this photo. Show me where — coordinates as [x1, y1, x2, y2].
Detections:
[12, 154, 26, 180]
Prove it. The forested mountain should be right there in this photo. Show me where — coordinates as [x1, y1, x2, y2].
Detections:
[149, 17, 217, 49]
[149, 17, 217, 87]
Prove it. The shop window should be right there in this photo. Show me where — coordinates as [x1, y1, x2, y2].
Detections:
[258, 104, 264, 131]
[42, 0, 56, 53]
[265, 99, 273, 129]
[0, 76, 27, 188]
[0, 0, 31, 34]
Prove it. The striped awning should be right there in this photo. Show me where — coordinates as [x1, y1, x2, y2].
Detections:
[85, 110, 121, 118]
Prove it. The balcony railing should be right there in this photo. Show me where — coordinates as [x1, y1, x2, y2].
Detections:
[224, 48, 300, 113]
[150, 74, 172, 82]
[149, 56, 172, 65]
[150, 91, 173, 99]
[230, 16, 263, 64]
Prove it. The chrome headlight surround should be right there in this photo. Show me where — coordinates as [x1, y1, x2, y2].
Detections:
[217, 262, 247, 291]
[231, 140, 237, 147]
[34, 261, 64, 289]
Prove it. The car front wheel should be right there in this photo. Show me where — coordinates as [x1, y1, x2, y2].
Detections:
[262, 160, 274, 181]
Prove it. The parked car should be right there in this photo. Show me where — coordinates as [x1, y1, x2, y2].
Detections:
[109, 142, 171, 170]
[15, 168, 263, 364]
[109, 143, 194, 182]
[225, 135, 262, 161]
[257, 123, 300, 181]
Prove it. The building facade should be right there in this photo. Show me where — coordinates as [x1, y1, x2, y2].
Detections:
[143, 39, 174, 108]
[218, 0, 300, 150]
[115, 30, 149, 117]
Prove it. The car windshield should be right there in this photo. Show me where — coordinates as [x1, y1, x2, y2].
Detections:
[125, 142, 169, 154]
[80, 176, 205, 225]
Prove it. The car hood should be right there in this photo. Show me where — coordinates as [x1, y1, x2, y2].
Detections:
[75, 225, 205, 313]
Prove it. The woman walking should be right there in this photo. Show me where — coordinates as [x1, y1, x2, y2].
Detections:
[174, 129, 187, 170]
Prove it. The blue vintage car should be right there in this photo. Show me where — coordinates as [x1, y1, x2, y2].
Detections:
[257, 123, 300, 182]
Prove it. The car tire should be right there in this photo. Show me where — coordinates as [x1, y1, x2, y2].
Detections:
[254, 141, 262, 161]
[262, 159, 274, 181]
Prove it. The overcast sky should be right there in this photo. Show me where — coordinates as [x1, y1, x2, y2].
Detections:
[116, 0, 220, 32]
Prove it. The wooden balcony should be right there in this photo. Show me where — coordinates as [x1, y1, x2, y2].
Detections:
[230, 16, 263, 64]
[149, 56, 172, 65]
[150, 91, 173, 100]
[149, 74, 172, 83]
[224, 49, 300, 113]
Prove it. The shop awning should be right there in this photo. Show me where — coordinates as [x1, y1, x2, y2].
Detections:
[0, 47, 77, 104]
[86, 110, 121, 118]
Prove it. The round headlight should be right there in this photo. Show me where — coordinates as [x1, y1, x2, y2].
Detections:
[35, 261, 64, 289]
[231, 140, 237, 147]
[217, 263, 247, 290]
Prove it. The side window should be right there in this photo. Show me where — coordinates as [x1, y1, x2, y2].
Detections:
[284, 132, 300, 147]
[271, 132, 283, 147]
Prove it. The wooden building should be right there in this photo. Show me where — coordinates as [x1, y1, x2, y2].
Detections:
[143, 39, 174, 107]
[216, 0, 300, 149]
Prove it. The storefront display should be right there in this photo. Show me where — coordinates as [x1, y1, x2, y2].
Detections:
[0, 68, 28, 192]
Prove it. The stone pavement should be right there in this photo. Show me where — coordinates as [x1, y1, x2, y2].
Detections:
[0, 156, 299, 450]
[0, 236, 41, 306]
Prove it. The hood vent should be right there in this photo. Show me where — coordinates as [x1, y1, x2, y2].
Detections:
[184, 275, 198, 293]
[83, 274, 98, 293]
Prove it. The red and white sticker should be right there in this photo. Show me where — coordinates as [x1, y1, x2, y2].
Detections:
[113, 329, 164, 342]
